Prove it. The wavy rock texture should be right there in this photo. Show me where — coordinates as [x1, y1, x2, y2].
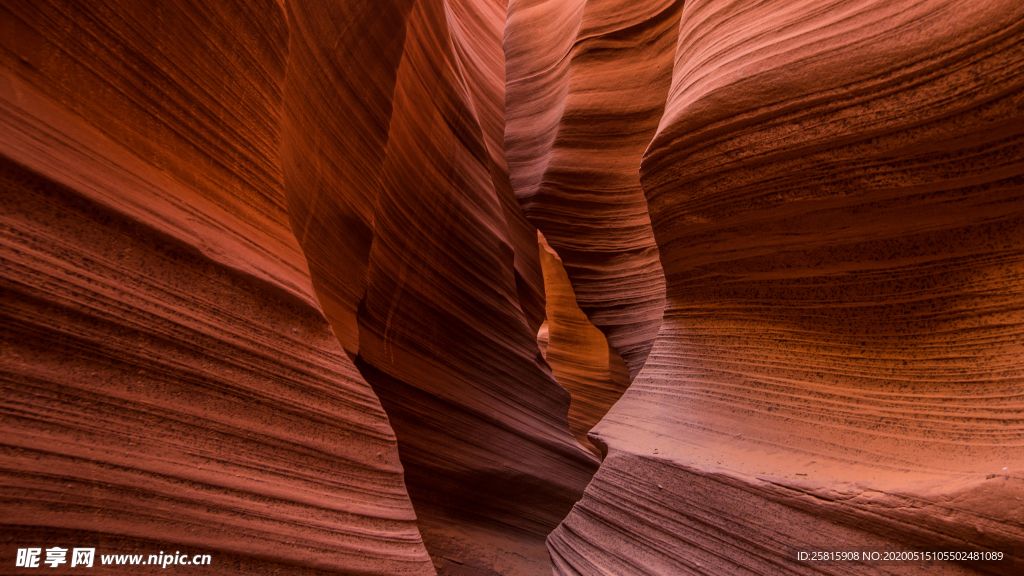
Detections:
[538, 233, 629, 457]
[5, 0, 1024, 574]
[282, 0, 596, 573]
[505, 0, 680, 379]
[0, 0, 432, 573]
[549, 0, 1024, 573]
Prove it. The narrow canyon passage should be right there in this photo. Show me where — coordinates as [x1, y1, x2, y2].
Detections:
[2, 0, 1023, 575]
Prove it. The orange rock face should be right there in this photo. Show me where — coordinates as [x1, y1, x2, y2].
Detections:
[282, 0, 595, 572]
[544, 0, 1024, 573]
[0, 1, 431, 573]
[4, 0, 1024, 575]
[538, 233, 629, 457]
[505, 0, 678, 380]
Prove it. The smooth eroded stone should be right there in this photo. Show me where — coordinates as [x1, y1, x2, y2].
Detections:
[505, 0, 680, 379]
[552, 0, 1024, 573]
[538, 233, 630, 457]
[0, 1, 432, 572]
[281, 0, 597, 572]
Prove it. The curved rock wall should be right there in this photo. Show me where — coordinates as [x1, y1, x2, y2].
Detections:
[505, 0, 680, 379]
[3, 0, 1023, 574]
[282, 0, 596, 573]
[538, 233, 629, 457]
[0, 0, 432, 573]
[3, 0, 598, 573]
[548, 0, 1024, 573]
[280, 0, 417, 358]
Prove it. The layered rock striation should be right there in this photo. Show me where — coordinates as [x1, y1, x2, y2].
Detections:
[3, 0, 1024, 575]
[505, 0, 679, 380]
[0, 0, 432, 573]
[542, 0, 1024, 574]
[537, 233, 630, 457]
[282, 0, 596, 572]
[2, 0, 594, 573]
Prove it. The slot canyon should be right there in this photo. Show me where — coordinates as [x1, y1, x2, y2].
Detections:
[1, 0, 1022, 574]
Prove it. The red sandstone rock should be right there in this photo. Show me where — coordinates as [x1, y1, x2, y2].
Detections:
[283, 0, 595, 573]
[548, 0, 1024, 573]
[538, 233, 630, 457]
[505, 0, 679, 380]
[3, 0, 595, 572]
[4, 0, 1024, 574]
[0, 1, 432, 573]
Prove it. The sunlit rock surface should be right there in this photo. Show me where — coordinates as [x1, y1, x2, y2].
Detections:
[505, 0, 677, 380]
[538, 233, 629, 458]
[3, 0, 1023, 575]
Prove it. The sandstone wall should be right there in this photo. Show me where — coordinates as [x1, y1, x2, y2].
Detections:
[530, 1, 1024, 574]
[3, 0, 1023, 575]
[0, 0, 432, 573]
[282, 0, 596, 572]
